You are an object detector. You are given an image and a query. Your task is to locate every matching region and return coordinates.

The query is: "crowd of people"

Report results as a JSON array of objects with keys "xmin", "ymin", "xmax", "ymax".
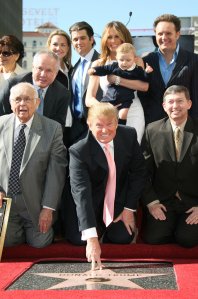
[{"xmin": 0, "ymin": 13, "xmax": 198, "ymax": 270}]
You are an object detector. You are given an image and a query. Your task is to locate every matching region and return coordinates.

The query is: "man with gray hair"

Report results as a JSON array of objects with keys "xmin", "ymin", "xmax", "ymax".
[
  {"xmin": 0, "ymin": 50, "xmax": 70, "ymax": 128},
  {"xmin": 0, "ymin": 82, "xmax": 67, "ymax": 247}
]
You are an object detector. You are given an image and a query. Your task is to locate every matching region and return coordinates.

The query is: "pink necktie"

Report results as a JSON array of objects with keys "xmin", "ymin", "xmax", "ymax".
[{"xmin": 103, "ymin": 143, "xmax": 116, "ymax": 227}]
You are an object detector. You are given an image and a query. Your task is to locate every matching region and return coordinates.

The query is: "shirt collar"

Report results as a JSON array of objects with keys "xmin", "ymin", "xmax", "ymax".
[
  {"xmin": 170, "ymin": 118, "xmax": 187, "ymax": 133},
  {"xmin": 157, "ymin": 43, "xmax": 179, "ymax": 61},
  {"xmin": 81, "ymin": 48, "xmax": 95, "ymax": 62},
  {"xmin": 125, "ymin": 63, "xmax": 136, "ymax": 71},
  {"xmin": 98, "ymin": 140, "xmax": 114, "ymax": 149},
  {"xmin": 33, "ymin": 82, "xmax": 49, "ymax": 95},
  {"xmin": 14, "ymin": 115, "xmax": 34, "ymax": 130}
]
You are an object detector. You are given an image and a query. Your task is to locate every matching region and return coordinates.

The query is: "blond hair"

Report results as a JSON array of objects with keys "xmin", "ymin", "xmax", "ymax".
[
  {"xmin": 87, "ymin": 102, "xmax": 118, "ymax": 123},
  {"xmin": 47, "ymin": 29, "xmax": 72, "ymax": 68},
  {"xmin": 116, "ymin": 43, "xmax": 136, "ymax": 56}
]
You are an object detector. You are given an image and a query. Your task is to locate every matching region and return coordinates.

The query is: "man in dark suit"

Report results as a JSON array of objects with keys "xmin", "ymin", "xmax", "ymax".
[
  {"xmin": 141, "ymin": 85, "xmax": 198, "ymax": 248},
  {"xmin": 138, "ymin": 14, "xmax": 198, "ymax": 125},
  {"xmin": 68, "ymin": 102, "xmax": 146, "ymax": 269},
  {"xmin": 69, "ymin": 21, "xmax": 102, "ymax": 145},
  {"xmin": 0, "ymin": 82, "xmax": 67, "ymax": 247},
  {"xmin": 0, "ymin": 50, "xmax": 71, "ymax": 129}
]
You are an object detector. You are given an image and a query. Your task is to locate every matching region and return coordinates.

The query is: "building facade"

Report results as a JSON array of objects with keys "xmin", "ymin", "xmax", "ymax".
[{"xmin": 22, "ymin": 22, "xmax": 58, "ymax": 71}]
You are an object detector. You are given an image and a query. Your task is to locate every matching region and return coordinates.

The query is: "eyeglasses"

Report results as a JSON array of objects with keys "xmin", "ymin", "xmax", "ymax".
[
  {"xmin": 0, "ymin": 51, "xmax": 13, "ymax": 57},
  {"xmin": 11, "ymin": 97, "xmax": 35, "ymax": 104}
]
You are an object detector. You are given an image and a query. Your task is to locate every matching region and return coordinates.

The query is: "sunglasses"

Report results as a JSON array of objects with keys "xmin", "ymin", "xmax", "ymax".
[{"xmin": 0, "ymin": 51, "xmax": 13, "ymax": 57}]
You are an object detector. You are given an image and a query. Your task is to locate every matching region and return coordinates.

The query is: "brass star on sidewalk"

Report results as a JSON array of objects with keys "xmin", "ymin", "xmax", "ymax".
[{"xmin": 33, "ymin": 267, "xmax": 168, "ymax": 290}]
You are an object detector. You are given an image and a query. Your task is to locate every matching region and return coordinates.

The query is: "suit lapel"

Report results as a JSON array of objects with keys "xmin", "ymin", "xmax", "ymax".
[
  {"xmin": 89, "ymin": 132, "xmax": 108, "ymax": 172},
  {"xmin": 179, "ymin": 118, "xmax": 194, "ymax": 162},
  {"xmin": 2, "ymin": 114, "xmax": 15, "ymax": 169},
  {"xmin": 113, "ymin": 129, "xmax": 126, "ymax": 179},
  {"xmin": 163, "ymin": 119, "xmax": 176, "ymax": 161},
  {"xmin": 168, "ymin": 50, "xmax": 184, "ymax": 85},
  {"xmin": 20, "ymin": 113, "xmax": 42, "ymax": 174},
  {"xmin": 43, "ymin": 84, "xmax": 53, "ymax": 116},
  {"xmin": 163, "ymin": 118, "xmax": 194, "ymax": 162},
  {"xmin": 83, "ymin": 50, "xmax": 99, "ymax": 97}
]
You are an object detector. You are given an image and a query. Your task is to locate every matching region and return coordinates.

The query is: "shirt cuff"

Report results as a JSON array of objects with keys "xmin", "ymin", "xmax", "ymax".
[
  {"xmin": 43, "ymin": 206, "xmax": 55, "ymax": 211},
  {"xmin": 81, "ymin": 227, "xmax": 98, "ymax": 241},
  {"xmin": 124, "ymin": 207, "xmax": 136, "ymax": 212},
  {"xmin": 147, "ymin": 200, "xmax": 160, "ymax": 207}
]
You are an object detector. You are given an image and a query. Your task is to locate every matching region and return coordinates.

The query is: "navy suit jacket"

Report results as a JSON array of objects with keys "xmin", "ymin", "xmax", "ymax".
[
  {"xmin": 0, "ymin": 72, "xmax": 71, "ymax": 128},
  {"xmin": 138, "ymin": 47, "xmax": 198, "ymax": 124},
  {"xmin": 69, "ymin": 125, "xmax": 146, "ymax": 231}
]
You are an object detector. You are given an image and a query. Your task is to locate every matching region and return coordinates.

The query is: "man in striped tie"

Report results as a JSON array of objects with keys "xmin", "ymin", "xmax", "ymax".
[{"xmin": 68, "ymin": 102, "xmax": 146, "ymax": 270}]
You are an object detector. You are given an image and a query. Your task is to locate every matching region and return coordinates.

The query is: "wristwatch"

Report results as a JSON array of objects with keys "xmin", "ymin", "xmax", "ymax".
[{"xmin": 114, "ymin": 76, "xmax": 121, "ymax": 86}]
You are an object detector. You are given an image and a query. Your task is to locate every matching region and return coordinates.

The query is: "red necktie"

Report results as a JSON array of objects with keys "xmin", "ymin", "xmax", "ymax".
[{"xmin": 103, "ymin": 143, "xmax": 116, "ymax": 227}]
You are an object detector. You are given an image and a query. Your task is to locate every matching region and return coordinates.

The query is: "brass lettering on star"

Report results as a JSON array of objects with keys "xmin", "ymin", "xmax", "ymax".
[{"xmin": 33, "ymin": 268, "xmax": 169, "ymax": 290}]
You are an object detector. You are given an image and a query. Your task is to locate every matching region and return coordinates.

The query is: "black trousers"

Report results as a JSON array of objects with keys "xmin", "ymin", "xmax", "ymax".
[
  {"xmin": 63, "ymin": 178, "xmax": 134, "ymax": 245},
  {"xmin": 142, "ymin": 198, "xmax": 198, "ymax": 248}
]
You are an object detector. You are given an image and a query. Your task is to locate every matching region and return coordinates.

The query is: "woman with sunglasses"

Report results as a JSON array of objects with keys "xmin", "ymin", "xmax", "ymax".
[{"xmin": 0, "ymin": 35, "xmax": 25, "ymax": 85}]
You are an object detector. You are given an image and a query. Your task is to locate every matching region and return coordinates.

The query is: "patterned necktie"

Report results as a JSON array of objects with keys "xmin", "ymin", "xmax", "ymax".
[
  {"xmin": 8, "ymin": 124, "xmax": 26, "ymax": 195},
  {"xmin": 174, "ymin": 127, "xmax": 181, "ymax": 161},
  {"xmin": 103, "ymin": 143, "xmax": 116, "ymax": 227},
  {"xmin": 37, "ymin": 88, "xmax": 44, "ymax": 115},
  {"xmin": 73, "ymin": 59, "xmax": 86, "ymax": 117}
]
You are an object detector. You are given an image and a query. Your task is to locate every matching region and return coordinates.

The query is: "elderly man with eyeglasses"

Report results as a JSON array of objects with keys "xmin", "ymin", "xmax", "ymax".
[{"xmin": 0, "ymin": 82, "xmax": 67, "ymax": 248}]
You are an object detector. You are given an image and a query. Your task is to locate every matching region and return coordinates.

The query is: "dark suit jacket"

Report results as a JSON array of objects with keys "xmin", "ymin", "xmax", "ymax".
[
  {"xmin": 142, "ymin": 117, "xmax": 198, "ymax": 208},
  {"xmin": 56, "ymin": 70, "xmax": 69, "ymax": 89},
  {"xmin": 138, "ymin": 48, "xmax": 198, "ymax": 124},
  {"xmin": 69, "ymin": 125, "xmax": 146, "ymax": 231},
  {"xmin": 70, "ymin": 49, "xmax": 102, "ymax": 119},
  {"xmin": 0, "ymin": 72, "xmax": 71, "ymax": 128}
]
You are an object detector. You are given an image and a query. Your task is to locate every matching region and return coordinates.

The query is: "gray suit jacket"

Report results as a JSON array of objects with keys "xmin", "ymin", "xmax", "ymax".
[{"xmin": 0, "ymin": 113, "xmax": 67, "ymax": 226}]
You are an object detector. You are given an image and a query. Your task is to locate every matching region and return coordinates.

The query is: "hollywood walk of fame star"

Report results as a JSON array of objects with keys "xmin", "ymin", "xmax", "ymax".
[{"xmin": 33, "ymin": 267, "xmax": 169, "ymax": 290}]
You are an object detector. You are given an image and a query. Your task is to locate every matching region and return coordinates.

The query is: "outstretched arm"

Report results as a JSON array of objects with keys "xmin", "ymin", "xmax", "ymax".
[{"xmin": 85, "ymin": 59, "xmax": 102, "ymax": 107}]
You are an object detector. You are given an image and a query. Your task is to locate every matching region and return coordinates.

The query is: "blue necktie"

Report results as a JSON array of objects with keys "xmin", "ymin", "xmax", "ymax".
[
  {"xmin": 73, "ymin": 59, "xmax": 86, "ymax": 117},
  {"xmin": 37, "ymin": 88, "xmax": 44, "ymax": 115},
  {"xmin": 8, "ymin": 124, "xmax": 26, "ymax": 195}
]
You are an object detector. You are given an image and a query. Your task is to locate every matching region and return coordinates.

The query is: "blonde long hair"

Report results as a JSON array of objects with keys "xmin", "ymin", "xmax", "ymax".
[
  {"xmin": 100, "ymin": 21, "xmax": 133, "ymax": 65},
  {"xmin": 47, "ymin": 29, "xmax": 72, "ymax": 69}
]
